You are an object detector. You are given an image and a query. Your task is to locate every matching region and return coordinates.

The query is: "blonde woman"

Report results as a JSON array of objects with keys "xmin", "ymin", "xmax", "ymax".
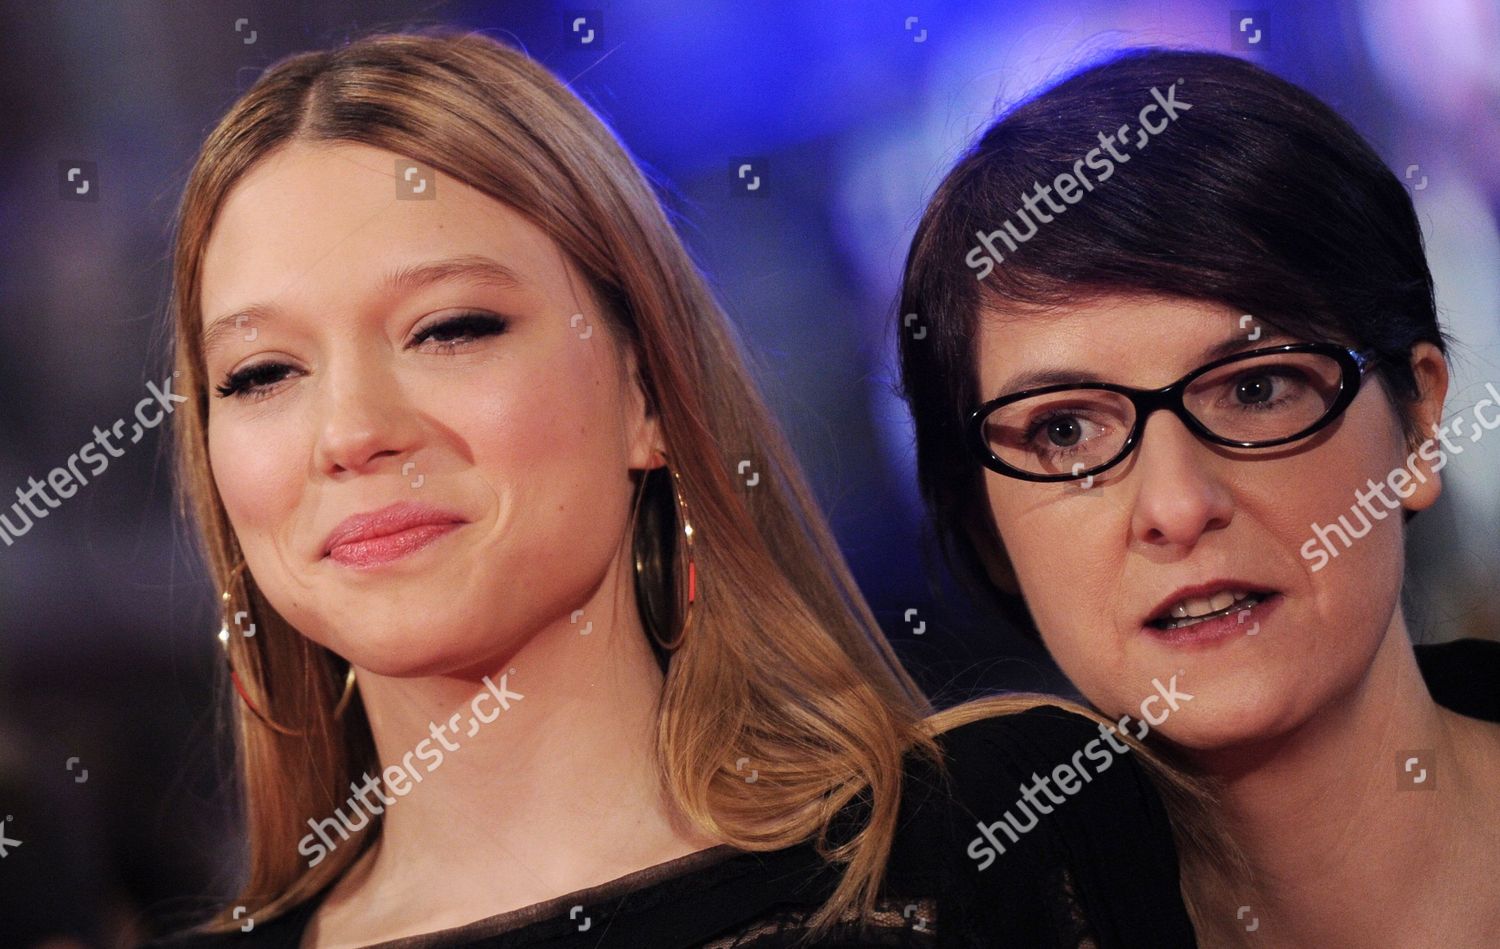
[{"xmin": 147, "ymin": 29, "xmax": 1209, "ymax": 948}]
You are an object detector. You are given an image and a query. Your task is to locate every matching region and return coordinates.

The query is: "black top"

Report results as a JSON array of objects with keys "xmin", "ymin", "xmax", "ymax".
[
  {"xmin": 1414, "ymin": 636, "xmax": 1500, "ymax": 722},
  {"xmin": 146, "ymin": 705, "xmax": 1196, "ymax": 949},
  {"xmin": 146, "ymin": 637, "xmax": 1500, "ymax": 949}
]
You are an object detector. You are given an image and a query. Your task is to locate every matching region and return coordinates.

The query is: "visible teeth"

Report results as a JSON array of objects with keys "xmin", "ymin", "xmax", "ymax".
[
  {"xmin": 1167, "ymin": 590, "xmax": 1239, "ymax": 619},
  {"xmin": 1155, "ymin": 590, "xmax": 1260, "ymax": 629}
]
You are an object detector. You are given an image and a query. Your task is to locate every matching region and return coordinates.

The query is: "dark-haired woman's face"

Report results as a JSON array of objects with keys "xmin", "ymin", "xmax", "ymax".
[{"xmin": 974, "ymin": 292, "xmax": 1448, "ymax": 751}]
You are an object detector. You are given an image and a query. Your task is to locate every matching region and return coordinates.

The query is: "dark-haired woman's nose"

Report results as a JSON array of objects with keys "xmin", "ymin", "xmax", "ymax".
[
  {"xmin": 313, "ymin": 359, "xmax": 422, "ymax": 479},
  {"xmin": 1128, "ymin": 412, "xmax": 1234, "ymax": 548}
]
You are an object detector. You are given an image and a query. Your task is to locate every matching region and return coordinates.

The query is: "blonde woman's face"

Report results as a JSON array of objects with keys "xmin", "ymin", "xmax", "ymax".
[
  {"xmin": 200, "ymin": 142, "xmax": 660, "ymax": 677},
  {"xmin": 973, "ymin": 293, "xmax": 1447, "ymax": 752}
]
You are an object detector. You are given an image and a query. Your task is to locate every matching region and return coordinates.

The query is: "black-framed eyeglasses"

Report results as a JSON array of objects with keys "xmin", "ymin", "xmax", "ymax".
[{"xmin": 966, "ymin": 342, "xmax": 1377, "ymax": 482}]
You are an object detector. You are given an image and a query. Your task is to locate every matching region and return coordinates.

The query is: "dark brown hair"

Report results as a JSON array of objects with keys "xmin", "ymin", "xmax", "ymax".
[{"xmin": 896, "ymin": 48, "xmax": 1449, "ymax": 635}]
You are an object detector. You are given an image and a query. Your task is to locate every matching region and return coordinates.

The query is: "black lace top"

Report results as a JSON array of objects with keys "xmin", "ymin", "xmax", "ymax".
[{"xmin": 147, "ymin": 704, "xmax": 1196, "ymax": 948}]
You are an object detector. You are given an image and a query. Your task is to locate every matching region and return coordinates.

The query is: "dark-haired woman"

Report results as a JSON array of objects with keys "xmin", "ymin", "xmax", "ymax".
[{"xmin": 898, "ymin": 48, "xmax": 1500, "ymax": 947}]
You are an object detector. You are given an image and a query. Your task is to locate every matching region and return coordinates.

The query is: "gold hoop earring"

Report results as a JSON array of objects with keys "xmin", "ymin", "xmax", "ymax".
[
  {"xmin": 217, "ymin": 560, "xmax": 356, "ymax": 736},
  {"xmin": 632, "ymin": 454, "xmax": 697, "ymax": 652}
]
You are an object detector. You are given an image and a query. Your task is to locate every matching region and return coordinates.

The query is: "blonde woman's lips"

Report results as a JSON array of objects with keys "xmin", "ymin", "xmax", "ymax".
[{"xmin": 323, "ymin": 501, "xmax": 467, "ymax": 569}]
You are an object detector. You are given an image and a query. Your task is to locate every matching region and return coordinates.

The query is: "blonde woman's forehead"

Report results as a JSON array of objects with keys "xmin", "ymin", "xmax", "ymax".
[{"xmin": 198, "ymin": 142, "xmax": 574, "ymax": 348}]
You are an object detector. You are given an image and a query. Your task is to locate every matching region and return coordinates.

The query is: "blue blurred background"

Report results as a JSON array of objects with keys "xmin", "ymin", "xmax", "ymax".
[{"xmin": 2, "ymin": 0, "xmax": 1497, "ymax": 944}]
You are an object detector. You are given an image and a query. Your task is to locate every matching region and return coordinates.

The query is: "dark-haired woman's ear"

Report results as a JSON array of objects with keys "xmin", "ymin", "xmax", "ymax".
[{"xmin": 1400, "ymin": 342, "xmax": 1450, "ymax": 514}]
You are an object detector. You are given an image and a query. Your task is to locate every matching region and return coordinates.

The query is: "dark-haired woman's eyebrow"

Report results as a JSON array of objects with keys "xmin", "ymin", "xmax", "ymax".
[
  {"xmin": 993, "ymin": 365, "xmax": 1105, "ymax": 398},
  {"xmin": 990, "ymin": 330, "xmax": 1301, "ymax": 399},
  {"xmin": 1199, "ymin": 329, "xmax": 1298, "ymax": 363}
]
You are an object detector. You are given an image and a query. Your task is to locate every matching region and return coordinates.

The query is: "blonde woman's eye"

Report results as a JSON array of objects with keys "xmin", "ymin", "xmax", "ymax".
[
  {"xmin": 410, "ymin": 312, "xmax": 509, "ymax": 350},
  {"xmin": 215, "ymin": 361, "xmax": 295, "ymax": 400},
  {"xmin": 213, "ymin": 313, "xmax": 509, "ymax": 401}
]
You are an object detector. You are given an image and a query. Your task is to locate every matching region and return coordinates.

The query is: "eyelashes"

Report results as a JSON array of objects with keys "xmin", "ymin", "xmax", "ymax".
[
  {"xmin": 215, "ymin": 361, "xmax": 291, "ymax": 400},
  {"xmin": 410, "ymin": 311, "xmax": 510, "ymax": 348},
  {"xmin": 213, "ymin": 312, "xmax": 510, "ymax": 401}
]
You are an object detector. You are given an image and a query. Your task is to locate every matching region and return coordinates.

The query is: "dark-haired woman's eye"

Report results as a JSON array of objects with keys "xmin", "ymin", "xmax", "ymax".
[
  {"xmin": 215, "ymin": 362, "xmax": 296, "ymax": 401},
  {"xmin": 1023, "ymin": 411, "xmax": 1107, "ymax": 460},
  {"xmin": 410, "ymin": 312, "xmax": 509, "ymax": 351},
  {"xmin": 1229, "ymin": 369, "xmax": 1303, "ymax": 411}
]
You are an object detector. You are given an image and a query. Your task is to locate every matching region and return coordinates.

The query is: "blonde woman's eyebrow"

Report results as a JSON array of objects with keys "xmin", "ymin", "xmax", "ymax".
[{"xmin": 200, "ymin": 254, "xmax": 528, "ymax": 359}]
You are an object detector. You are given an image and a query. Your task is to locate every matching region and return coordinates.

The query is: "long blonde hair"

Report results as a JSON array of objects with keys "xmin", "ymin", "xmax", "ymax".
[{"xmin": 168, "ymin": 26, "xmax": 1226, "ymax": 940}]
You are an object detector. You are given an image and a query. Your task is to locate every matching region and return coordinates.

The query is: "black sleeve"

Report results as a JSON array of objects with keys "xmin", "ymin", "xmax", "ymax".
[{"xmin": 920, "ymin": 704, "xmax": 1197, "ymax": 949}]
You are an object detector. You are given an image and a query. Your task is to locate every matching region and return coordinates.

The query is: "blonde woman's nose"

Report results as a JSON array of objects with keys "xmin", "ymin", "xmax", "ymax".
[{"xmin": 313, "ymin": 364, "xmax": 420, "ymax": 477}]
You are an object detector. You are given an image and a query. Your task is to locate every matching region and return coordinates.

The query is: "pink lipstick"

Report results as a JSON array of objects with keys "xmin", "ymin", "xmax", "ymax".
[{"xmin": 323, "ymin": 502, "xmax": 467, "ymax": 569}]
